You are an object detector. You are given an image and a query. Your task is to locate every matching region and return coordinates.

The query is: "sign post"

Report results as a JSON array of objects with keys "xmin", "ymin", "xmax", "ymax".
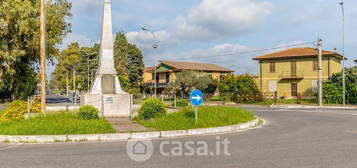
[{"xmin": 190, "ymin": 89, "xmax": 204, "ymax": 123}]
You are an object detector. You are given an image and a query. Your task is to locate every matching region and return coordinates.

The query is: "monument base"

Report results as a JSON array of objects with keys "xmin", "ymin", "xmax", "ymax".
[{"xmin": 83, "ymin": 93, "xmax": 132, "ymax": 118}]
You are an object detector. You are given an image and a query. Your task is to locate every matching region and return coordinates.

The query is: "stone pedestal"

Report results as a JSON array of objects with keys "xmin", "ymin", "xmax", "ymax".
[{"xmin": 84, "ymin": 93, "xmax": 132, "ymax": 117}]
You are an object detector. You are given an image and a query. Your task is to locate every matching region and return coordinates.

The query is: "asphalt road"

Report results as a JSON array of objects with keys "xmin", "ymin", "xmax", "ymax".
[
  {"xmin": 1, "ymin": 107, "xmax": 357, "ymax": 168},
  {"xmin": 46, "ymin": 91, "xmax": 72, "ymax": 104}
]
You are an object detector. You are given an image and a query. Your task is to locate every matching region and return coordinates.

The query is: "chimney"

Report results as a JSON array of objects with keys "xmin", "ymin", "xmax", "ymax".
[{"xmin": 333, "ymin": 48, "xmax": 337, "ymax": 53}]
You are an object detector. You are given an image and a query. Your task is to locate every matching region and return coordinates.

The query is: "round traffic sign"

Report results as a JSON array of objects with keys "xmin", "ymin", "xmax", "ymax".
[{"xmin": 190, "ymin": 89, "xmax": 204, "ymax": 106}]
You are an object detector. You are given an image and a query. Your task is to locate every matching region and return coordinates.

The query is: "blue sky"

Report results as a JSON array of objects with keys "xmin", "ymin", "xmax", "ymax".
[{"xmin": 56, "ymin": 0, "xmax": 357, "ymax": 75}]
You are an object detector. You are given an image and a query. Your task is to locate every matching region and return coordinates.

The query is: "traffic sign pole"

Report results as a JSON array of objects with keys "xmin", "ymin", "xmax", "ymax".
[
  {"xmin": 190, "ymin": 89, "xmax": 204, "ymax": 123},
  {"xmin": 195, "ymin": 107, "xmax": 198, "ymax": 123}
]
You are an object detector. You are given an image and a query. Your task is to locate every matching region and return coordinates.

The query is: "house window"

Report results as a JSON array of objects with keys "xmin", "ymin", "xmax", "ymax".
[
  {"xmin": 269, "ymin": 62, "xmax": 276, "ymax": 73},
  {"xmin": 269, "ymin": 81, "xmax": 277, "ymax": 92},
  {"xmin": 151, "ymin": 73, "xmax": 155, "ymax": 80},
  {"xmin": 313, "ymin": 60, "xmax": 318, "ymax": 71},
  {"xmin": 165, "ymin": 72, "xmax": 170, "ymax": 83},
  {"xmin": 156, "ymin": 73, "xmax": 160, "ymax": 83}
]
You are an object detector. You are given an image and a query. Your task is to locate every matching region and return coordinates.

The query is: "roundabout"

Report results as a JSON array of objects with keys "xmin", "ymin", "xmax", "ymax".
[{"xmin": 2, "ymin": 106, "xmax": 357, "ymax": 168}]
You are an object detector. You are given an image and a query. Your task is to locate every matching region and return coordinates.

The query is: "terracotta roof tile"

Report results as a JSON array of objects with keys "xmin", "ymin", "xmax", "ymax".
[
  {"xmin": 253, "ymin": 47, "xmax": 343, "ymax": 60},
  {"xmin": 157, "ymin": 60, "xmax": 234, "ymax": 72}
]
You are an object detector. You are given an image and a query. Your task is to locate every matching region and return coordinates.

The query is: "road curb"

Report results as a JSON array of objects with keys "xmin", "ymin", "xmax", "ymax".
[
  {"xmin": 270, "ymin": 104, "xmax": 357, "ymax": 109},
  {"xmin": 0, "ymin": 118, "xmax": 261, "ymax": 144}
]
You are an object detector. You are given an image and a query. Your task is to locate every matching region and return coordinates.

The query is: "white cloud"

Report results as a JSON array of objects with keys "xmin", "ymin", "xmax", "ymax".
[
  {"xmin": 125, "ymin": 0, "xmax": 272, "ymax": 64},
  {"xmin": 173, "ymin": 0, "xmax": 272, "ymax": 40},
  {"xmin": 71, "ymin": 0, "xmax": 101, "ymax": 15},
  {"xmin": 61, "ymin": 33, "xmax": 93, "ymax": 49},
  {"xmin": 126, "ymin": 30, "xmax": 177, "ymax": 50},
  {"xmin": 145, "ymin": 43, "xmax": 259, "ymax": 74},
  {"xmin": 276, "ymin": 40, "xmax": 307, "ymax": 48}
]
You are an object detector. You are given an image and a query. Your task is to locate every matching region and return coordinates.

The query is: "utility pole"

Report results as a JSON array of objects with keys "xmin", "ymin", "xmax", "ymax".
[
  {"xmin": 87, "ymin": 58, "xmax": 90, "ymax": 92},
  {"xmin": 73, "ymin": 67, "xmax": 76, "ymax": 107},
  {"xmin": 317, "ymin": 39, "xmax": 323, "ymax": 107},
  {"xmin": 66, "ymin": 72, "xmax": 69, "ymax": 96},
  {"xmin": 340, "ymin": 1, "xmax": 346, "ymax": 106},
  {"xmin": 40, "ymin": 0, "xmax": 46, "ymax": 114}
]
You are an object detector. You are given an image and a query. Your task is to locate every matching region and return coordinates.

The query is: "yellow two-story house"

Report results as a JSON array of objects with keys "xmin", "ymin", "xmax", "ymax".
[
  {"xmin": 253, "ymin": 47, "xmax": 343, "ymax": 99},
  {"xmin": 143, "ymin": 60, "xmax": 234, "ymax": 94}
]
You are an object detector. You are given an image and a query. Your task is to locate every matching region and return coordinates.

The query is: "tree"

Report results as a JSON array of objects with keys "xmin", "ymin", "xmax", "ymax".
[
  {"xmin": 167, "ymin": 71, "xmax": 213, "ymax": 97},
  {"xmin": 114, "ymin": 32, "xmax": 144, "ymax": 92},
  {"xmin": 50, "ymin": 43, "xmax": 99, "ymax": 94},
  {"xmin": 0, "ymin": 0, "xmax": 71, "ymax": 99},
  {"xmin": 323, "ymin": 67, "xmax": 357, "ymax": 104},
  {"xmin": 217, "ymin": 74, "xmax": 263, "ymax": 103}
]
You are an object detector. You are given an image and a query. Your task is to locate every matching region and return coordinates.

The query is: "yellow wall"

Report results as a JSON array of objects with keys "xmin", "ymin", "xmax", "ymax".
[
  {"xmin": 258, "ymin": 56, "xmax": 341, "ymax": 99},
  {"xmin": 143, "ymin": 71, "xmax": 152, "ymax": 83},
  {"xmin": 212, "ymin": 72, "xmax": 220, "ymax": 80}
]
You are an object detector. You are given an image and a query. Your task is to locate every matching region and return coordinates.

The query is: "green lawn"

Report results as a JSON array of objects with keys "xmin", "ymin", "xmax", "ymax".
[
  {"xmin": 0, "ymin": 112, "xmax": 116, "ymax": 135},
  {"xmin": 138, "ymin": 106, "xmax": 256, "ymax": 131}
]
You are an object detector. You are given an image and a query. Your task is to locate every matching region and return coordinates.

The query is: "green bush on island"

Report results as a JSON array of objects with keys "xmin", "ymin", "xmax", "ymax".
[
  {"xmin": 139, "ymin": 98, "xmax": 167, "ymax": 120},
  {"xmin": 77, "ymin": 105, "xmax": 100, "ymax": 120}
]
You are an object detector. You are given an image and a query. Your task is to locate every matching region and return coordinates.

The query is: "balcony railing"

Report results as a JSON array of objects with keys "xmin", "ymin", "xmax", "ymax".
[
  {"xmin": 145, "ymin": 80, "xmax": 168, "ymax": 88},
  {"xmin": 279, "ymin": 71, "xmax": 304, "ymax": 79}
]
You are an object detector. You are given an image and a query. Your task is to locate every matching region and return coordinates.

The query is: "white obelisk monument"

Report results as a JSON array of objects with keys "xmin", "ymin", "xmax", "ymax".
[{"xmin": 83, "ymin": 0, "xmax": 132, "ymax": 117}]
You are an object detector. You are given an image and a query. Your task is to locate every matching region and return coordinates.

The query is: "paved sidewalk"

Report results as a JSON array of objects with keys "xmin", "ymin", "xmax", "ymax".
[{"xmin": 105, "ymin": 117, "xmax": 151, "ymax": 133}]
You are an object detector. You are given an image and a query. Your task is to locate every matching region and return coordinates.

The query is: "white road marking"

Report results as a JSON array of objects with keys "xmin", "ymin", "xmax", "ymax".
[{"xmin": 0, "ymin": 144, "xmax": 22, "ymax": 151}]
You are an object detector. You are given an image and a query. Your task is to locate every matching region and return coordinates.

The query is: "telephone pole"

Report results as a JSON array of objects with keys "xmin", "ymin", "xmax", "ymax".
[
  {"xmin": 40, "ymin": 0, "xmax": 46, "ymax": 113},
  {"xmin": 340, "ymin": 1, "xmax": 346, "ymax": 105},
  {"xmin": 317, "ymin": 39, "xmax": 323, "ymax": 107}
]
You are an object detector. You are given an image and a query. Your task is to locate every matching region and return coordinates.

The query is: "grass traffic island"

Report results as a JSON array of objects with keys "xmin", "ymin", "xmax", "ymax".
[
  {"xmin": 0, "ymin": 112, "xmax": 116, "ymax": 136},
  {"xmin": 138, "ymin": 106, "xmax": 256, "ymax": 131}
]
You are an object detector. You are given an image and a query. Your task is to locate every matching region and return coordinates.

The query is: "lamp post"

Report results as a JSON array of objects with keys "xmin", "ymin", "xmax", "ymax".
[
  {"xmin": 141, "ymin": 27, "xmax": 158, "ymax": 97},
  {"xmin": 340, "ymin": 1, "xmax": 346, "ymax": 105}
]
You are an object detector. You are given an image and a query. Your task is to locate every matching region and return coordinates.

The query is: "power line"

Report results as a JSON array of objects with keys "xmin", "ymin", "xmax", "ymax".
[{"xmin": 145, "ymin": 41, "xmax": 316, "ymax": 63}]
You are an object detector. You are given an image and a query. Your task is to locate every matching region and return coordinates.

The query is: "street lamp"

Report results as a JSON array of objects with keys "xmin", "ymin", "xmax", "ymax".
[
  {"xmin": 340, "ymin": 1, "xmax": 346, "ymax": 105},
  {"xmin": 141, "ymin": 27, "xmax": 159, "ymax": 97}
]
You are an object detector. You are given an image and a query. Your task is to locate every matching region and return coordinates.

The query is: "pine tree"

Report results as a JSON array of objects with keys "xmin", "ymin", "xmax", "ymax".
[{"xmin": 114, "ymin": 32, "xmax": 144, "ymax": 92}]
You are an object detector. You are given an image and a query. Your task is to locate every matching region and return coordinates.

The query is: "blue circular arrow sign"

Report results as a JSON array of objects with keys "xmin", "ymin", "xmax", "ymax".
[{"xmin": 190, "ymin": 89, "xmax": 204, "ymax": 106}]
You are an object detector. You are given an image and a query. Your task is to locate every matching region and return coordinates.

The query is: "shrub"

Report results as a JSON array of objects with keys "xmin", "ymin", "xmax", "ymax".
[
  {"xmin": 218, "ymin": 75, "xmax": 263, "ymax": 103},
  {"xmin": 323, "ymin": 82, "xmax": 343, "ymax": 104},
  {"xmin": 77, "ymin": 105, "xmax": 100, "ymax": 120},
  {"xmin": 139, "ymin": 98, "xmax": 167, "ymax": 120},
  {"xmin": 172, "ymin": 99, "xmax": 189, "ymax": 107},
  {"xmin": 323, "ymin": 67, "xmax": 357, "ymax": 104},
  {"xmin": 0, "ymin": 100, "xmax": 41, "ymax": 121}
]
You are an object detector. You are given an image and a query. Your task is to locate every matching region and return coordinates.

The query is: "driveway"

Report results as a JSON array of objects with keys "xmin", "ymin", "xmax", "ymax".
[{"xmin": 1, "ymin": 107, "xmax": 357, "ymax": 168}]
